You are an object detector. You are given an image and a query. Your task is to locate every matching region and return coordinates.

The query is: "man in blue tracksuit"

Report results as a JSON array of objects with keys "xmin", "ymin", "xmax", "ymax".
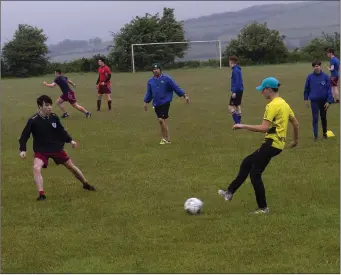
[
  {"xmin": 144, "ymin": 63, "xmax": 190, "ymax": 145},
  {"xmin": 228, "ymin": 56, "xmax": 244, "ymax": 124},
  {"xmin": 304, "ymin": 60, "xmax": 334, "ymax": 140}
]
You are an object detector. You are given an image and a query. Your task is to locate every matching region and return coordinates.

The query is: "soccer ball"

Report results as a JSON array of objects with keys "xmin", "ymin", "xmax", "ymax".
[{"xmin": 184, "ymin": 198, "xmax": 203, "ymax": 215}]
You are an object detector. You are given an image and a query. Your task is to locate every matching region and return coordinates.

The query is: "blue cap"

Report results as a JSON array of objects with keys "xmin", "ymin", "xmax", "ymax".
[{"xmin": 256, "ymin": 77, "xmax": 280, "ymax": 91}]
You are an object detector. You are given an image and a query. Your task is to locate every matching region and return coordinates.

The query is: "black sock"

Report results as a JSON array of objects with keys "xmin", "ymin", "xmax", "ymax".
[
  {"xmin": 108, "ymin": 100, "xmax": 112, "ymax": 110},
  {"xmin": 97, "ymin": 100, "xmax": 101, "ymax": 110}
]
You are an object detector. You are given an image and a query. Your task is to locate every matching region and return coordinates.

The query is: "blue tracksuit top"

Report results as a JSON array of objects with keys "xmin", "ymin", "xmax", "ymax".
[
  {"xmin": 144, "ymin": 74, "xmax": 185, "ymax": 107},
  {"xmin": 304, "ymin": 71, "xmax": 334, "ymax": 103},
  {"xmin": 231, "ymin": 65, "xmax": 244, "ymax": 93}
]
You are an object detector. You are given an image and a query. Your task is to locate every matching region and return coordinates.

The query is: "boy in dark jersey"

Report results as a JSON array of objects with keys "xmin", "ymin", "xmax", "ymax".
[
  {"xmin": 19, "ymin": 95, "xmax": 96, "ymax": 200},
  {"xmin": 43, "ymin": 69, "xmax": 91, "ymax": 118}
]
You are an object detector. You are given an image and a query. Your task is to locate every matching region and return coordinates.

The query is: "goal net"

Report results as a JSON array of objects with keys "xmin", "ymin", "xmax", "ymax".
[{"xmin": 131, "ymin": 40, "xmax": 222, "ymax": 73}]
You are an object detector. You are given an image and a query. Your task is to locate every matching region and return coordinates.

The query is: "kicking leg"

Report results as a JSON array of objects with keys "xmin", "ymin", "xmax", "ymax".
[
  {"xmin": 63, "ymin": 159, "xmax": 96, "ymax": 191},
  {"xmin": 33, "ymin": 158, "xmax": 46, "ymax": 200},
  {"xmin": 218, "ymin": 150, "xmax": 257, "ymax": 200}
]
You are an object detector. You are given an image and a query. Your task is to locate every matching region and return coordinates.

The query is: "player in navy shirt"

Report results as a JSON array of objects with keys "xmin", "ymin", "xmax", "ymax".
[
  {"xmin": 19, "ymin": 95, "xmax": 96, "ymax": 201},
  {"xmin": 327, "ymin": 48, "xmax": 340, "ymax": 103},
  {"xmin": 43, "ymin": 69, "xmax": 91, "ymax": 118}
]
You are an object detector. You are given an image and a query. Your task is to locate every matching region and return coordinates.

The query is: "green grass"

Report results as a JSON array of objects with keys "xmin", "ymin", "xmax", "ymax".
[{"xmin": 1, "ymin": 63, "xmax": 339, "ymax": 273}]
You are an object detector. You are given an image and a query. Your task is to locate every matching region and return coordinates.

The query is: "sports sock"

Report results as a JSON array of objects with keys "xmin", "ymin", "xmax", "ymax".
[
  {"xmin": 39, "ymin": 191, "xmax": 45, "ymax": 196},
  {"xmin": 108, "ymin": 100, "xmax": 112, "ymax": 110},
  {"xmin": 237, "ymin": 113, "xmax": 242, "ymax": 123},
  {"xmin": 231, "ymin": 111, "xmax": 239, "ymax": 124},
  {"xmin": 97, "ymin": 100, "xmax": 101, "ymax": 110}
]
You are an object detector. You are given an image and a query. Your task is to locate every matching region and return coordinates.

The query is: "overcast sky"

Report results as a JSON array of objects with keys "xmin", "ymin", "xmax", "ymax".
[{"xmin": 2, "ymin": 1, "xmax": 298, "ymax": 45}]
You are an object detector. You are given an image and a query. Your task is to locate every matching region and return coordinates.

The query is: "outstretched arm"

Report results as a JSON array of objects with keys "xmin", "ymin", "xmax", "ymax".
[
  {"xmin": 43, "ymin": 81, "xmax": 56, "ymax": 88},
  {"xmin": 234, "ymin": 119, "xmax": 271, "ymax": 133}
]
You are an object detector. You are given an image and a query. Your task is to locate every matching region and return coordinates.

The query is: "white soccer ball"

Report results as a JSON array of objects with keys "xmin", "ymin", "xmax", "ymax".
[{"xmin": 184, "ymin": 198, "xmax": 203, "ymax": 215}]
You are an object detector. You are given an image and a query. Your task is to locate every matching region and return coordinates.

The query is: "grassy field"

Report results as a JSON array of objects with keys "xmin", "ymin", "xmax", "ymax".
[{"xmin": 1, "ymin": 63, "xmax": 340, "ymax": 273}]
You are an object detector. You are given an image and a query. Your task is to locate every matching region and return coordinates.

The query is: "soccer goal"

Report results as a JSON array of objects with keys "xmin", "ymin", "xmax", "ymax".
[{"xmin": 131, "ymin": 40, "xmax": 222, "ymax": 73}]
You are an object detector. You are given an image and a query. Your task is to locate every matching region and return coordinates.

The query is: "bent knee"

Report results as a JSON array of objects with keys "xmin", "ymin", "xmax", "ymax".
[{"xmin": 33, "ymin": 165, "xmax": 42, "ymax": 173}]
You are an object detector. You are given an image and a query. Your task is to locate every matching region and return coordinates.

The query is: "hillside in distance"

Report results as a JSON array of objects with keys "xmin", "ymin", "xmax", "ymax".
[{"xmin": 49, "ymin": 1, "xmax": 340, "ymax": 62}]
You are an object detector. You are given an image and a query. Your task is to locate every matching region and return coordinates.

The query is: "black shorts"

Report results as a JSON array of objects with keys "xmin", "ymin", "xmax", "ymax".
[
  {"xmin": 229, "ymin": 91, "xmax": 243, "ymax": 106},
  {"xmin": 154, "ymin": 102, "xmax": 170, "ymax": 119}
]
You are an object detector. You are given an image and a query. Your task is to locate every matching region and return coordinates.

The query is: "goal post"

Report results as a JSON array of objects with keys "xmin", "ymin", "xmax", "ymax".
[{"xmin": 131, "ymin": 40, "xmax": 222, "ymax": 73}]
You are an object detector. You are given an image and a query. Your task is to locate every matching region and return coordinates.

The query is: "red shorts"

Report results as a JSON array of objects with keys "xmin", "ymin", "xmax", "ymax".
[
  {"xmin": 331, "ymin": 77, "xmax": 339, "ymax": 87},
  {"xmin": 34, "ymin": 150, "xmax": 70, "ymax": 168},
  {"xmin": 60, "ymin": 90, "xmax": 77, "ymax": 104},
  {"xmin": 98, "ymin": 84, "xmax": 111, "ymax": 95}
]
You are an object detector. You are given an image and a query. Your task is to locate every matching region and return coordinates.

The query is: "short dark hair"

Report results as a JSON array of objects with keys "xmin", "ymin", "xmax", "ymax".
[
  {"xmin": 99, "ymin": 57, "xmax": 105, "ymax": 63},
  {"xmin": 327, "ymin": 48, "xmax": 335, "ymax": 55},
  {"xmin": 55, "ymin": 69, "xmax": 62, "ymax": 74},
  {"xmin": 37, "ymin": 95, "xmax": 53, "ymax": 107},
  {"xmin": 312, "ymin": 60, "xmax": 322, "ymax": 67},
  {"xmin": 229, "ymin": 56, "xmax": 238, "ymax": 63}
]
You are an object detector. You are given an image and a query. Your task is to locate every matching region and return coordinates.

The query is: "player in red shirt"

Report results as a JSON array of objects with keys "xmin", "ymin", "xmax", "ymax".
[{"xmin": 96, "ymin": 58, "xmax": 112, "ymax": 111}]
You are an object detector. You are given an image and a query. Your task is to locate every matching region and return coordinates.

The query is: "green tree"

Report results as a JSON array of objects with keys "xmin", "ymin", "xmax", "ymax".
[
  {"xmin": 2, "ymin": 24, "xmax": 49, "ymax": 76},
  {"xmin": 108, "ymin": 8, "xmax": 188, "ymax": 71},
  {"xmin": 301, "ymin": 32, "xmax": 340, "ymax": 60},
  {"xmin": 223, "ymin": 22, "xmax": 288, "ymax": 65}
]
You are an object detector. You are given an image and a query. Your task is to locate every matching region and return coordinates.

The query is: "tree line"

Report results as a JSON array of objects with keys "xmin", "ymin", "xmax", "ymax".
[{"xmin": 1, "ymin": 7, "xmax": 340, "ymax": 78}]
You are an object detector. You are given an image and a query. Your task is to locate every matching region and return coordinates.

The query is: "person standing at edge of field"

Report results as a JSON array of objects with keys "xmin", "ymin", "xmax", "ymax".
[
  {"xmin": 304, "ymin": 60, "xmax": 334, "ymax": 141},
  {"xmin": 218, "ymin": 77, "xmax": 299, "ymax": 214},
  {"xmin": 143, "ymin": 63, "xmax": 190, "ymax": 145},
  {"xmin": 43, "ymin": 69, "xmax": 91, "ymax": 119},
  {"xmin": 96, "ymin": 58, "xmax": 112, "ymax": 111},
  {"xmin": 326, "ymin": 48, "xmax": 340, "ymax": 103},
  {"xmin": 19, "ymin": 95, "xmax": 96, "ymax": 201},
  {"xmin": 228, "ymin": 56, "xmax": 244, "ymax": 124}
]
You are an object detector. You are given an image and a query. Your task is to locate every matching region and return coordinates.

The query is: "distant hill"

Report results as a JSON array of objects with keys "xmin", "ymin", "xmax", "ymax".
[{"xmin": 49, "ymin": 1, "xmax": 339, "ymax": 62}]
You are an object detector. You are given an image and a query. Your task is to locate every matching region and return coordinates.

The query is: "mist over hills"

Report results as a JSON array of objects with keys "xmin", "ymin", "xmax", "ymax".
[{"xmin": 47, "ymin": 1, "xmax": 339, "ymax": 62}]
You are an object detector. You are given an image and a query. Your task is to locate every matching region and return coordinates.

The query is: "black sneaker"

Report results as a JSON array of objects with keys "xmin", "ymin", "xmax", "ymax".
[
  {"xmin": 86, "ymin": 112, "xmax": 92, "ymax": 118},
  {"xmin": 61, "ymin": 112, "xmax": 70, "ymax": 118},
  {"xmin": 323, "ymin": 133, "xmax": 328, "ymax": 139},
  {"xmin": 37, "ymin": 194, "xmax": 46, "ymax": 201},
  {"xmin": 83, "ymin": 183, "xmax": 96, "ymax": 191}
]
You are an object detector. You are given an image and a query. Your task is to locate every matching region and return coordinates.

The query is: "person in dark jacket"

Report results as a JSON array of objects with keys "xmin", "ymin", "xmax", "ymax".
[
  {"xmin": 19, "ymin": 95, "xmax": 96, "ymax": 201},
  {"xmin": 304, "ymin": 60, "xmax": 334, "ymax": 140},
  {"xmin": 143, "ymin": 63, "xmax": 190, "ymax": 145},
  {"xmin": 228, "ymin": 56, "xmax": 244, "ymax": 124}
]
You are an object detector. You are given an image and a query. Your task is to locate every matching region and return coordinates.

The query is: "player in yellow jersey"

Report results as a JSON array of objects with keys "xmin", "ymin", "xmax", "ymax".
[{"xmin": 218, "ymin": 77, "xmax": 299, "ymax": 214}]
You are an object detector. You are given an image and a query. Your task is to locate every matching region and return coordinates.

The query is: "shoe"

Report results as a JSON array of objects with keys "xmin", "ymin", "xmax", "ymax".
[
  {"xmin": 249, "ymin": 207, "xmax": 270, "ymax": 214},
  {"xmin": 37, "ymin": 194, "xmax": 46, "ymax": 201},
  {"xmin": 160, "ymin": 138, "xmax": 171, "ymax": 145},
  {"xmin": 323, "ymin": 133, "xmax": 328, "ymax": 139},
  {"xmin": 314, "ymin": 136, "xmax": 318, "ymax": 141},
  {"xmin": 86, "ymin": 112, "xmax": 92, "ymax": 118},
  {"xmin": 61, "ymin": 113, "xmax": 70, "ymax": 118},
  {"xmin": 83, "ymin": 183, "xmax": 96, "ymax": 191},
  {"xmin": 218, "ymin": 189, "xmax": 233, "ymax": 201}
]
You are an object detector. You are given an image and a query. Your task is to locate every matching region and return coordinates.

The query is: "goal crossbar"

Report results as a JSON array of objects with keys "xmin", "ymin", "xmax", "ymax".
[{"xmin": 131, "ymin": 40, "xmax": 222, "ymax": 73}]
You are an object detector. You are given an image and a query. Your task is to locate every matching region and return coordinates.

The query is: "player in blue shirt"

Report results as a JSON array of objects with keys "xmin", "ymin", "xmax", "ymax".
[
  {"xmin": 327, "ymin": 48, "xmax": 340, "ymax": 103},
  {"xmin": 43, "ymin": 69, "xmax": 91, "ymax": 118},
  {"xmin": 304, "ymin": 61, "xmax": 334, "ymax": 140},
  {"xmin": 143, "ymin": 63, "xmax": 190, "ymax": 145},
  {"xmin": 228, "ymin": 56, "xmax": 244, "ymax": 124}
]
